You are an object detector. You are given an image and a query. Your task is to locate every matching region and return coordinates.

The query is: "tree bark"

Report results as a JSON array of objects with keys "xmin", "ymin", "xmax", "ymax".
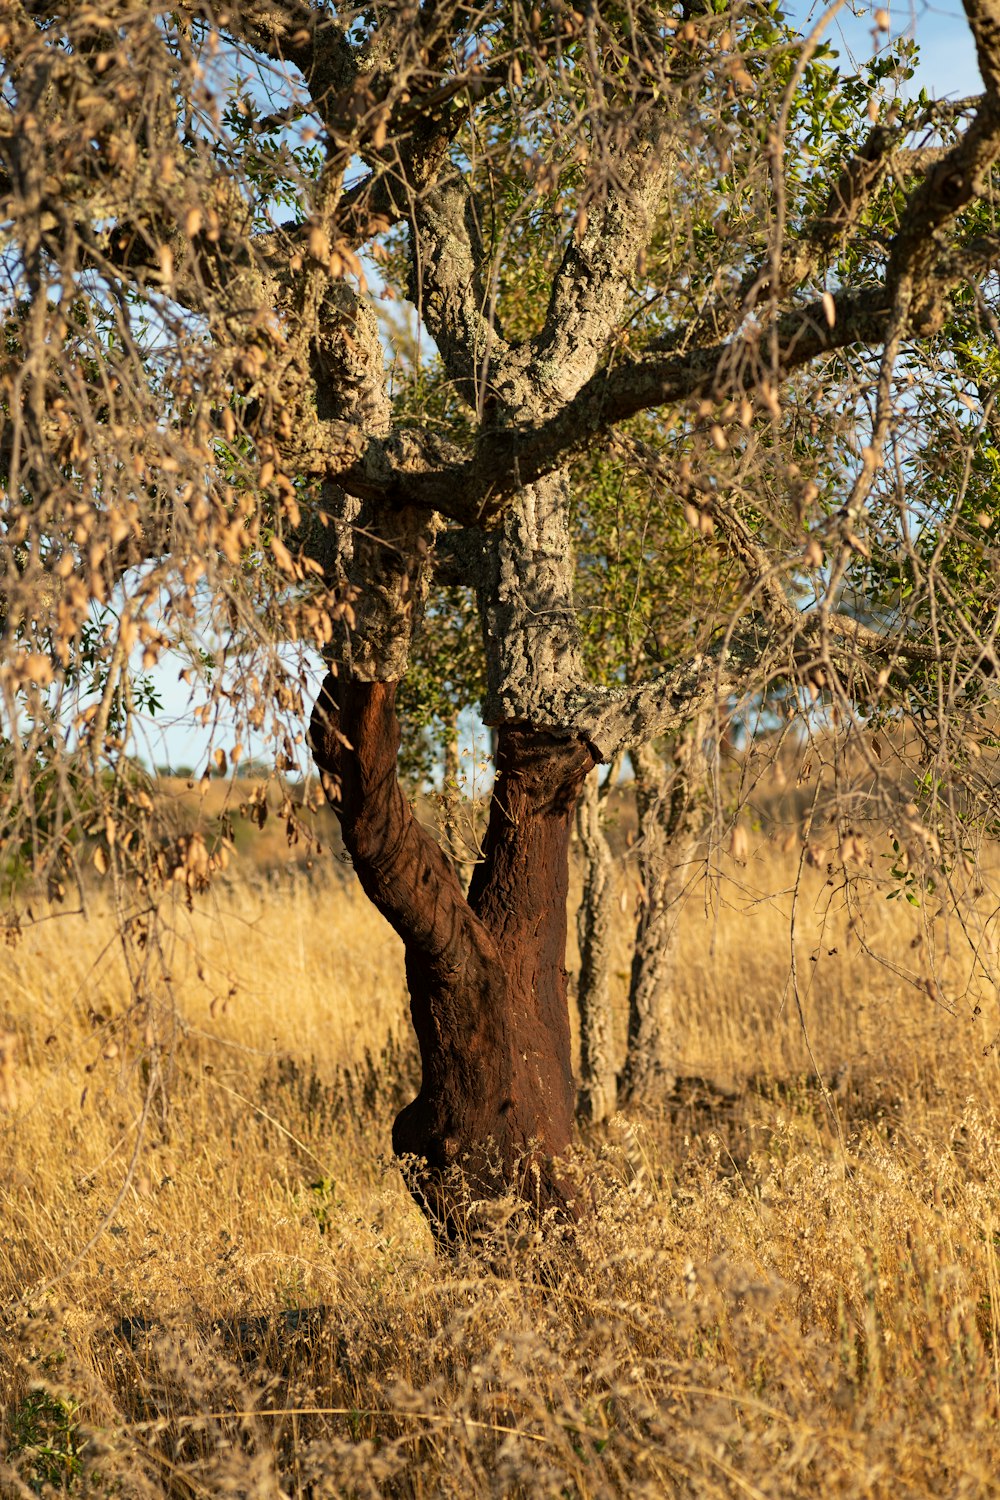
[
  {"xmin": 441, "ymin": 707, "xmax": 463, "ymax": 869},
  {"xmin": 619, "ymin": 727, "xmax": 707, "ymax": 1107},
  {"xmin": 311, "ymin": 673, "xmax": 593, "ymax": 1241},
  {"xmin": 477, "ymin": 470, "xmax": 588, "ymax": 728},
  {"xmin": 574, "ymin": 775, "xmax": 619, "ymax": 1124}
]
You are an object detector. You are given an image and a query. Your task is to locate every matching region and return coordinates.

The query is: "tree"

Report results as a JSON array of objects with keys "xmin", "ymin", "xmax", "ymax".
[
  {"xmin": 4, "ymin": 0, "xmax": 1000, "ymax": 1241},
  {"xmin": 569, "ymin": 421, "xmax": 739, "ymax": 1120}
]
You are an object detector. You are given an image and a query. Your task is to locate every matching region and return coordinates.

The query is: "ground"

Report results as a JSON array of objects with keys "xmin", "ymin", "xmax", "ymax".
[{"xmin": 1, "ymin": 802, "xmax": 999, "ymax": 1498}]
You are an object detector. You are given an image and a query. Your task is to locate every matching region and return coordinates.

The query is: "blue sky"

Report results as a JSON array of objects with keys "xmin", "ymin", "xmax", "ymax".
[
  {"xmin": 798, "ymin": 1, "xmax": 980, "ymax": 97},
  {"xmin": 136, "ymin": 2, "xmax": 986, "ymax": 775}
]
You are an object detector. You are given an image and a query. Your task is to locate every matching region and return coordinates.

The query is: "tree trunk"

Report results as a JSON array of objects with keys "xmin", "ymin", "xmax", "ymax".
[
  {"xmin": 574, "ymin": 775, "xmax": 618, "ymax": 1123},
  {"xmin": 441, "ymin": 707, "xmax": 463, "ymax": 869},
  {"xmin": 311, "ymin": 674, "xmax": 593, "ymax": 1242},
  {"xmin": 618, "ymin": 726, "xmax": 707, "ymax": 1107}
]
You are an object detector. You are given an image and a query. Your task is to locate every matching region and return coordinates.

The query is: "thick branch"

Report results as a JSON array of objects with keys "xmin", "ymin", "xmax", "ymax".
[
  {"xmin": 967, "ymin": 0, "xmax": 1000, "ymax": 91},
  {"xmin": 575, "ymin": 617, "xmax": 776, "ymax": 762},
  {"xmin": 888, "ymin": 9, "xmax": 1000, "ymax": 318},
  {"xmin": 307, "ymin": 287, "xmax": 891, "ymax": 520},
  {"xmin": 335, "ymin": 110, "xmax": 465, "ymax": 245},
  {"xmin": 410, "ymin": 178, "xmax": 515, "ymax": 411},
  {"xmin": 684, "ymin": 129, "xmax": 906, "ymax": 350},
  {"xmin": 521, "ymin": 125, "xmax": 673, "ymax": 406},
  {"xmin": 448, "ymin": 288, "xmax": 890, "ymax": 516},
  {"xmin": 309, "ymin": 676, "xmax": 467, "ymax": 955},
  {"xmin": 563, "ymin": 609, "xmax": 960, "ymax": 764}
]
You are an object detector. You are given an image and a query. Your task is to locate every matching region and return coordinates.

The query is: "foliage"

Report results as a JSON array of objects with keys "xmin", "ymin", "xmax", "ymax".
[{"xmin": 6, "ymin": 1385, "xmax": 83, "ymax": 1495}]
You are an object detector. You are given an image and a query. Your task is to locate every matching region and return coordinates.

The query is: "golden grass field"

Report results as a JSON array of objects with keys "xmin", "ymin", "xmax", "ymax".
[{"xmin": 2, "ymin": 812, "xmax": 1000, "ymax": 1497}]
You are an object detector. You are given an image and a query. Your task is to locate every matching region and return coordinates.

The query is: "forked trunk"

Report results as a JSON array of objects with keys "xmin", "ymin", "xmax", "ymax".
[{"xmin": 311, "ymin": 674, "xmax": 593, "ymax": 1241}]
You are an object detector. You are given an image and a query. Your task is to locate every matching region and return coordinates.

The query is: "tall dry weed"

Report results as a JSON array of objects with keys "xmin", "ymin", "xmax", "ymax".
[{"xmin": 1, "ymin": 851, "xmax": 998, "ymax": 1497}]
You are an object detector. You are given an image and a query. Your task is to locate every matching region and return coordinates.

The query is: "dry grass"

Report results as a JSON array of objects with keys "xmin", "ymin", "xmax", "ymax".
[{"xmin": 1, "ymin": 839, "xmax": 1000, "ymax": 1498}]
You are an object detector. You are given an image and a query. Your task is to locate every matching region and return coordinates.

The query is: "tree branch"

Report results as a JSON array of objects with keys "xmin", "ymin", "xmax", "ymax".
[
  {"xmin": 443, "ymin": 288, "xmax": 892, "ymax": 516},
  {"xmin": 309, "ymin": 675, "xmax": 470, "ymax": 956},
  {"xmin": 574, "ymin": 616, "xmax": 778, "ymax": 761},
  {"xmin": 190, "ymin": 0, "xmax": 358, "ymax": 105},
  {"xmin": 565, "ymin": 604, "xmax": 965, "ymax": 765},
  {"xmin": 410, "ymin": 177, "xmax": 516, "ymax": 412},
  {"xmin": 519, "ymin": 123, "xmax": 673, "ymax": 407},
  {"xmin": 888, "ymin": 5, "xmax": 1000, "ymax": 321},
  {"xmin": 287, "ymin": 287, "xmax": 889, "ymax": 521}
]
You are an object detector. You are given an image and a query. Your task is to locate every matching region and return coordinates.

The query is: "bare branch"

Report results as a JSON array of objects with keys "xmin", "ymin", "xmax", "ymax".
[
  {"xmin": 521, "ymin": 125, "xmax": 673, "ymax": 407},
  {"xmin": 410, "ymin": 178, "xmax": 516, "ymax": 411}
]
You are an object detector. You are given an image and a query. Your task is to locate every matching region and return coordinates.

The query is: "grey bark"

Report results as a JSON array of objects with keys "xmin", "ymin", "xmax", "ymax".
[
  {"xmin": 280, "ymin": 285, "xmax": 896, "ymax": 521},
  {"xmin": 619, "ymin": 724, "xmax": 709, "ymax": 1107},
  {"xmin": 300, "ymin": 283, "xmax": 442, "ymax": 683},
  {"xmin": 575, "ymin": 774, "xmax": 618, "ymax": 1124},
  {"xmin": 475, "ymin": 469, "xmax": 588, "ymax": 727},
  {"xmin": 441, "ymin": 707, "xmax": 462, "ymax": 867},
  {"xmin": 341, "ymin": 502, "xmax": 443, "ymax": 681}
]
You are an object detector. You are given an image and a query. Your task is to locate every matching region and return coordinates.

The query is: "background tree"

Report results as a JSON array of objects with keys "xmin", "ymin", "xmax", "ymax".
[{"xmin": 4, "ymin": 0, "xmax": 1000, "ymax": 1240}]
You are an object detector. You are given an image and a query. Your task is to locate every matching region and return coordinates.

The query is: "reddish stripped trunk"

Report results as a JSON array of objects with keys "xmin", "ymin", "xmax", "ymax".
[{"xmin": 310, "ymin": 674, "xmax": 593, "ymax": 1241}]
